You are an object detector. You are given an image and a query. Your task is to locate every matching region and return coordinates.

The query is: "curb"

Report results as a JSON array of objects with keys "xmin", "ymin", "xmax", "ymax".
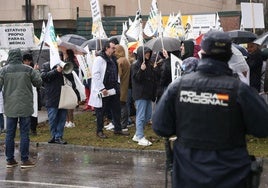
[{"xmin": 31, "ymin": 142, "xmax": 166, "ymax": 156}]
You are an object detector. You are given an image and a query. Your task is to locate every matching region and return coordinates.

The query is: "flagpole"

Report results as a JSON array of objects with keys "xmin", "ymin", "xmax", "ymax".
[
  {"xmin": 160, "ymin": 12, "xmax": 164, "ymax": 50},
  {"xmin": 250, "ymin": 0, "xmax": 256, "ymax": 33},
  {"xmin": 137, "ymin": 0, "xmax": 145, "ymax": 62},
  {"xmin": 138, "ymin": 0, "xmax": 141, "ymax": 12},
  {"xmin": 36, "ymin": 41, "xmax": 44, "ymax": 65}
]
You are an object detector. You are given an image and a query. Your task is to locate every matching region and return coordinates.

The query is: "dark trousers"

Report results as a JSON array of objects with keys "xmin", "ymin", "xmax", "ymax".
[
  {"xmin": 120, "ymin": 102, "xmax": 128, "ymax": 129},
  {"xmin": 31, "ymin": 116, "xmax": 38, "ymax": 133},
  {"xmin": 95, "ymin": 94, "xmax": 121, "ymax": 133}
]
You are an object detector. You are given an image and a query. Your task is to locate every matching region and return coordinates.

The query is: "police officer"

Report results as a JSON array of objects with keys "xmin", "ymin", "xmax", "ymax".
[{"xmin": 152, "ymin": 30, "xmax": 268, "ymax": 188}]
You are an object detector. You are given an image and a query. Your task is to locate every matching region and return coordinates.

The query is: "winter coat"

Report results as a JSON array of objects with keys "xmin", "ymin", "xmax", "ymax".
[
  {"xmin": 131, "ymin": 46, "xmax": 156, "ymax": 101},
  {"xmin": 88, "ymin": 52, "xmax": 120, "ymax": 108},
  {"xmin": 41, "ymin": 62, "xmax": 74, "ymax": 108},
  {"xmin": 0, "ymin": 48, "xmax": 42, "ymax": 117},
  {"xmin": 160, "ymin": 57, "xmax": 172, "ymax": 89},
  {"xmin": 153, "ymin": 57, "xmax": 268, "ymax": 188},
  {"xmin": 115, "ymin": 45, "xmax": 130, "ymax": 102},
  {"xmin": 181, "ymin": 40, "xmax": 194, "ymax": 60},
  {"xmin": 246, "ymin": 48, "xmax": 263, "ymax": 92},
  {"xmin": 0, "ymin": 91, "xmax": 3, "ymax": 114}
]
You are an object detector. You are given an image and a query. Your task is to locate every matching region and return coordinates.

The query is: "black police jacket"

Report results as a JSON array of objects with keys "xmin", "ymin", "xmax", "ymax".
[{"xmin": 152, "ymin": 57, "xmax": 268, "ymax": 188}]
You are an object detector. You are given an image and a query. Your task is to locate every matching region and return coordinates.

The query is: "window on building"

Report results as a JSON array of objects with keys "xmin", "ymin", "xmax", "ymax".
[
  {"xmin": 36, "ymin": 5, "xmax": 49, "ymax": 20},
  {"xmin": 103, "ymin": 5, "xmax": 115, "ymax": 17},
  {"xmin": 236, "ymin": 0, "xmax": 254, "ymax": 4}
]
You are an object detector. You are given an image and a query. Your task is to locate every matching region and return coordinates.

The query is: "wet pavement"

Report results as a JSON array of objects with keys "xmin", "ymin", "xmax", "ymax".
[
  {"xmin": 0, "ymin": 110, "xmax": 266, "ymax": 188},
  {"xmin": 0, "ymin": 143, "xmax": 266, "ymax": 188},
  {"xmin": 0, "ymin": 144, "xmax": 167, "ymax": 188}
]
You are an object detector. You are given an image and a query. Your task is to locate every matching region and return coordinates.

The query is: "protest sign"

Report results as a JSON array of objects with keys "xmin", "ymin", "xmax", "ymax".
[
  {"xmin": 241, "ymin": 2, "xmax": 264, "ymax": 29},
  {"xmin": 171, "ymin": 53, "xmax": 183, "ymax": 81},
  {"xmin": 0, "ymin": 23, "xmax": 35, "ymax": 49}
]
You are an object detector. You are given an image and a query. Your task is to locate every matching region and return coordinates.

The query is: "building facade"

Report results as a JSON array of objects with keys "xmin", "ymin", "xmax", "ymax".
[{"xmin": 0, "ymin": 0, "xmax": 266, "ymax": 38}]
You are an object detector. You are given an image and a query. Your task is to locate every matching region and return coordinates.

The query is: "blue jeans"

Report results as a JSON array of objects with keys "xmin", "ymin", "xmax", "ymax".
[
  {"xmin": 135, "ymin": 99, "xmax": 152, "ymax": 139},
  {"xmin": 47, "ymin": 108, "xmax": 67, "ymax": 139},
  {"xmin": 5, "ymin": 116, "xmax": 31, "ymax": 162}
]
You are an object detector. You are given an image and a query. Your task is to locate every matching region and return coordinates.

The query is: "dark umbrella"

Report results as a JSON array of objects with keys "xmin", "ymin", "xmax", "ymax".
[
  {"xmin": 261, "ymin": 48, "xmax": 268, "ymax": 60},
  {"xmin": 254, "ymin": 32, "xmax": 268, "ymax": 46},
  {"xmin": 109, "ymin": 35, "xmax": 136, "ymax": 43},
  {"xmin": 227, "ymin": 30, "xmax": 257, "ymax": 44},
  {"xmin": 60, "ymin": 34, "xmax": 87, "ymax": 46},
  {"xmin": 81, "ymin": 38, "xmax": 109, "ymax": 51},
  {"xmin": 145, "ymin": 37, "xmax": 181, "ymax": 52}
]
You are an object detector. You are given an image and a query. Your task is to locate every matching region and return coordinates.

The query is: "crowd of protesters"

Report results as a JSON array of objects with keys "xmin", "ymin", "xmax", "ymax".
[{"xmin": 1, "ymin": 30, "xmax": 268, "ymax": 173}]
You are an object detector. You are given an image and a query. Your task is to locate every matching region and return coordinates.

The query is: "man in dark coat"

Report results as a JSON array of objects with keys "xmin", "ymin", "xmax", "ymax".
[
  {"xmin": 40, "ymin": 56, "xmax": 74, "ymax": 145},
  {"xmin": 153, "ymin": 30, "xmax": 268, "ymax": 188}
]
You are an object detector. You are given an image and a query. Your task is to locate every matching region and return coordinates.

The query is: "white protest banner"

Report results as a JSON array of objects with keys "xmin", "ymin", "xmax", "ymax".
[
  {"xmin": 144, "ymin": 0, "xmax": 159, "ymax": 37},
  {"xmin": 241, "ymin": 3, "xmax": 264, "ymax": 29},
  {"xmin": 90, "ymin": 0, "xmax": 107, "ymax": 38},
  {"xmin": 170, "ymin": 53, "xmax": 183, "ymax": 82},
  {"xmin": 90, "ymin": 0, "xmax": 101, "ymax": 22},
  {"xmin": 126, "ymin": 10, "xmax": 142, "ymax": 40},
  {"xmin": 0, "ymin": 23, "xmax": 35, "ymax": 49}
]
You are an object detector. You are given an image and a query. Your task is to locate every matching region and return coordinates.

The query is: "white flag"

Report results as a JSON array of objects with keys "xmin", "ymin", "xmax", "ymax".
[
  {"xmin": 119, "ymin": 22, "xmax": 129, "ymax": 59},
  {"xmin": 215, "ymin": 12, "xmax": 223, "ymax": 31},
  {"xmin": 38, "ymin": 21, "xmax": 46, "ymax": 46},
  {"xmin": 163, "ymin": 12, "xmax": 184, "ymax": 38},
  {"xmin": 43, "ymin": 13, "xmax": 62, "ymax": 69},
  {"xmin": 184, "ymin": 16, "xmax": 194, "ymax": 40},
  {"xmin": 90, "ymin": 0, "xmax": 107, "ymax": 38},
  {"xmin": 126, "ymin": 10, "xmax": 142, "ymax": 40},
  {"xmin": 128, "ymin": 18, "xmax": 133, "ymax": 27},
  {"xmin": 143, "ymin": 0, "xmax": 159, "ymax": 37}
]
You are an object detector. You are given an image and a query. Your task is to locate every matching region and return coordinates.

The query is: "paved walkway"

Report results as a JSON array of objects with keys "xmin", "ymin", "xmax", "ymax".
[{"xmin": 0, "ymin": 110, "xmax": 266, "ymax": 187}]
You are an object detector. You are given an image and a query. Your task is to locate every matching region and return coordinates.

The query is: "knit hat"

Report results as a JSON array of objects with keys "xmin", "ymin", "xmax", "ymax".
[{"xmin": 201, "ymin": 30, "xmax": 232, "ymax": 56}]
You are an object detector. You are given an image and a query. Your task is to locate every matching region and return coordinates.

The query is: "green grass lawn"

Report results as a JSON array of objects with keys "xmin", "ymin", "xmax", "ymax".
[{"xmin": 1, "ymin": 109, "xmax": 268, "ymax": 157}]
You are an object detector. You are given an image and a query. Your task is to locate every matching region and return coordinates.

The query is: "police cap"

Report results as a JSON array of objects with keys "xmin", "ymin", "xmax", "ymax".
[{"xmin": 201, "ymin": 30, "xmax": 232, "ymax": 55}]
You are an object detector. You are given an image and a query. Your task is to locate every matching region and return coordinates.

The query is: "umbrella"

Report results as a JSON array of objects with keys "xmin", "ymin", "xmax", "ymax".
[
  {"xmin": 253, "ymin": 32, "xmax": 268, "ymax": 46},
  {"xmin": 109, "ymin": 35, "xmax": 136, "ymax": 43},
  {"xmin": 60, "ymin": 34, "xmax": 87, "ymax": 46},
  {"xmin": 227, "ymin": 30, "xmax": 257, "ymax": 44},
  {"xmin": 145, "ymin": 37, "xmax": 181, "ymax": 52},
  {"xmin": 261, "ymin": 48, "xmax": 268, "ymax": 60},
  {"xmin": 81, "ymin": 38, "xmax": 109, "ymax": 51},
  {"xmin": 57, "ymin": 40, "xmax": 87, "ymax": 55}
]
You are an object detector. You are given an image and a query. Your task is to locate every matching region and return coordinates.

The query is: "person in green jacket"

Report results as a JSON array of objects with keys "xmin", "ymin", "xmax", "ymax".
[{"xmin": 0, "ymin": 48, "xmax": 42, "ymax": 169}]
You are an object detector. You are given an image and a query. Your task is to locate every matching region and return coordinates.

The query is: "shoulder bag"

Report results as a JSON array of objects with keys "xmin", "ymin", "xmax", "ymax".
[{"xmin": 58, "ymin": 76, "xmax": 78, "ymax": 109}]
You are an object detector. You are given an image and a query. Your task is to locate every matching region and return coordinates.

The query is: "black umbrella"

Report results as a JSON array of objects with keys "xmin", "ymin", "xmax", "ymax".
[
  {"xmin": 145, "ymin": 37, "xmax": 181, "ymax": 52},
  {"xmin": 227, "ymin": 30, "xmax": 257, "ymax": 44},
  {"xmin": 109, "ymin": 35, "xmax": 136, "ymax": 43},
  {"xmin": 254, "ymin": 32, "xmax": 268, "ymax": 46},
  {"xmin": 81, "ymin": 38, "xmax": 109, "ymax": 51},
  {"xmin": 60, "ymin": 34, "xmax": 87, "ymax": 46}
]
